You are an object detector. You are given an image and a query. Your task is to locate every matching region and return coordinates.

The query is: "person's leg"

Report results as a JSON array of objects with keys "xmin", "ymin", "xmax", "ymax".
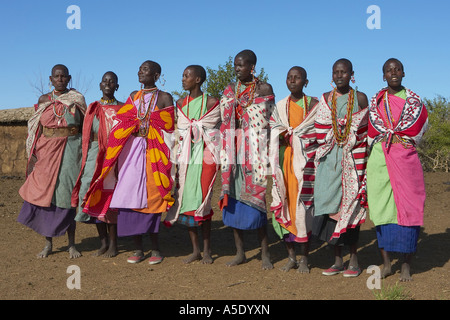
[
  {"xmin": 184, "ymin": 227, "xmax": 202, "ymax": 264},
  {"xmin": 280, "ymin": 241, "xmax": 297, "ymax": 272},
  {"xmin": 380, "ymin": 248, "xmax": 392, "ymax": 278},
  {"xmin": 37, "ymin": 237, "xmax": 53, "ymax": 258},
  {"xmin": 400, "ymin": 253, "xmax": 413, "ymax": 281},
  {"xmin": 67, "ymin": 222, "xmax": 81, "ymax": 258},
  {"xmin": 201, "ymin": 220, "xmax": 213, "ymax": 264},
  {"xmin": 348, "ymin": 243, "xmax": 359, "ymax": 268},
  {"xmin": 94, "ymin": 223, "xmax": 109, "ymax": 256},
  {"xmin": 343, "ymin": 242, "xmax": 361, "ymax": 277},
  {"xmin": 148, "ymin": 232, "xmax": 163, "ymax": 264},
  {"xmin": 127, "ymin": 235, "xmax": 144, "ymax": 263},
  {"xmin": 226, "ymin": 228, "xmax": 246, "ymax": 266},
  {"xmin": 258, "ymin": 226, "xmax": 273, "ymax": 270},
  {"xmin": 103, "ymin": 223, "xmax": 118, "ymax": 258},
  {"xmin": 322, "ymin": 245, "xmax": 344, "ymax": 275},
  {"xmin": 297, "ymin": 242, "xmax": 310, "ymax": 274}
]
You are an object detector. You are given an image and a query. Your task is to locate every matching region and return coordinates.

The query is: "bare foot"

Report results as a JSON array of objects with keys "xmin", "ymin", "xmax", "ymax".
[
  {"xmin": 69, "ymin": 246, "xmax": 82, "ymax": 259},
  {"xmin": 226, "ymin": 253, "xmax": 246, "ymax": 267},
  {"xmin": 37, "ymin": 245, "xmax": 52, "ymax": 258},
  {"xmin": 297, "ymin": 257, "xmax": 310, "ymax": 274},
  {"xmin": 102, "ymin": 246, "xmax": 118, "ymax": 258},
  {"xmin": 183, "ymin": 253, "xmax": 202, "ymax": 264},
  {"xmin": 92, "ymin": 245, "xmax": 108, "ymax": 257},
  {"xmin": 201, "ymin": 251, "xmax": 213, "ymax": 264},
  {"xmin": 280, "ymin": 257, "xmax": 297, "ymax": 272},
  {"xmin": 381, "ymin": 264, "xmax": 392, "ymax": 279},
  {"xmin": 400, "ymin": 263, "xmax": 413, "ymax": 282},
  {"xmin": 261, "ymin": 255, "xmax": 273, "ymax": 270}
]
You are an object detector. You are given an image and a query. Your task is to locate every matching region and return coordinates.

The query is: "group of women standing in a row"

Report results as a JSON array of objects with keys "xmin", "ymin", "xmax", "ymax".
[{"xmin": 17, "ymin": 49, "xmax": 428, "ymax": 282}]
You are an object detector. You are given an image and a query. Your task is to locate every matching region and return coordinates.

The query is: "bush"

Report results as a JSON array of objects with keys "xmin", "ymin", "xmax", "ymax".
[{"xmin": 418, "ymin": 96, "xmax": 450, "ymax": 172}]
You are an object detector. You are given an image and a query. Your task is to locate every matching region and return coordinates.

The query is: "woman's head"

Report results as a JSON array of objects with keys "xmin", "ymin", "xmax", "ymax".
[
  {"xmin": 382, "ymin": 58, "xmax": 405, "ymax": 88},
  {"xmin": 50, "ymin": 64, "xmax": 71, "ymax": 92},
  {"xmin": 332, "ymin": 58, "xmax": 353, "ymax": 90},
  {"xmin": 138, "ymin": 60, "xmax": 161, "ymax": 87},
  {"xmin": 234, "ymin": 49, "xmax": 257, "ymax": 82}
]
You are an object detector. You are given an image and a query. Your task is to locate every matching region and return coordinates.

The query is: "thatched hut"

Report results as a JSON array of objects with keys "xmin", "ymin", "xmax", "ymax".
[{"xmin": 0, "ymin": 107, "xmax": 34, "ymax": 177}]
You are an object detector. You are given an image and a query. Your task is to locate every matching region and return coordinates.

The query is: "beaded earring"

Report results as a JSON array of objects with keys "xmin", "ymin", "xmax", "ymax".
[
  {"xmin": 330, "ymin": 80, "xmax": 335, "ymax": 88},
  {"xmin": 158, "ymin": 74, "xmax": 166, "ymax": 88},
  {"xmin": 351, "ymin": 75, "xmax": 355, "ymax": 84}
]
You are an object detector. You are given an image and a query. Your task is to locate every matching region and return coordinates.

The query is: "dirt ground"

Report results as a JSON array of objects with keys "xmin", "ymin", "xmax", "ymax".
[{"xmin": 0, "ymin": 172, "xmax": 449, "ymax": 301}]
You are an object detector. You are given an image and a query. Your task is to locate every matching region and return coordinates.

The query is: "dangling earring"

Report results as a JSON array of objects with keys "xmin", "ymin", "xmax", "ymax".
[
  {"xmin": 351, "ymin": 75, "xmax": 355, "ymax": 84},
  {"xmin": 159, "ymin": 74, "xmax": 166, "ymax": 88},
  {"xmin": 140, "ymin": 83, "xmax": 144, "ymax": 90},
  {"xmin": 49, "ymin": 81, "xmax": 53, "ymax": 92},
  {"xmin": 330, "ymin": 80, "xmax": 335, "ymax": 89}
]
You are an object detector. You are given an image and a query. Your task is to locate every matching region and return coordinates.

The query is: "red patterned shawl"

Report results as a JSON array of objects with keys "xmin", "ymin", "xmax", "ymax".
[
  {"xmin": 219, "ymin": 84, "xmax": 275, "ymax": 212},
  {"xmin": 71, "ymin": 101, "xmax": 122, "ymax": 207}
]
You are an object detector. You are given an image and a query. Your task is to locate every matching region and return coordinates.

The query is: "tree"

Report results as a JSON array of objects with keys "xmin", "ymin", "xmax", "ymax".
[
  {"xmin": 171, "ymin": 56, "xmax": 268, "ymax": 100},
  {"xmin": 29, "ymin": 69, "xmax": 93, "ymax": 99},
  {"xmin": 417, "ymin": 96, "xmax": 450, "ymax": 172}
]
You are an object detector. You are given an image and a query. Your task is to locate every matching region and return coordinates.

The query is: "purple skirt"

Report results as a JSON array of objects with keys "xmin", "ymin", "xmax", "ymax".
[
  {"xmin": 17, "ymin": 201, "xmax": 76, "ymax": 237},
  {"xmin": 117, "ymin": 209, "xmax": 161, "ymax": 237}
]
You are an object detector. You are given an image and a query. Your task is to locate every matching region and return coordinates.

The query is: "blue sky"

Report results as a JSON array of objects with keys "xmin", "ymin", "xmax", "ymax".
[{"xmin": 0, "ymin": 0, "xmax": 449, "ymax": 110}]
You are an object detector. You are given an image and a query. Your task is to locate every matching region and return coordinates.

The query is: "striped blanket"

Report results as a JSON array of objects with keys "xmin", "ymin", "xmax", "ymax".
[
  {"xmin": 269, "ymin": 96, "xmax": 318, "ymax": 241},
  {"xmin": 219, "ymin": 84, "xmax": 275, "ymax": 212}
]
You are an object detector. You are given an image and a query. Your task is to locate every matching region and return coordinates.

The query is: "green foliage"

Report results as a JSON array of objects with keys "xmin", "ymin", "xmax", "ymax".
[
  {"xmin": 172, "ymin": 57, "xmax": 269, "ymax": 101},
  {"xmin": 204, "ymin": 56, "xmax": 268, "ymax": 98},
  {"xmin": 418, "ymin": 96, "xmax": 450, "ymax": 172}
]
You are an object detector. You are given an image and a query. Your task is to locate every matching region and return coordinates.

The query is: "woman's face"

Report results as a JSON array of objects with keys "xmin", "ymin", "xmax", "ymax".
[
  {"xmin": 181, "ymin": 68, "xmax": 199, "ymax": 91},
  {"xmin": 50, "ymin": 67, "xmax": 71, "ymax": 92},
  {"xmin": 383, "ymin": 60, "xmax": 404, "ymax": 88},
  {"xmin": 332, "ymin": 62, "xmax": 352, "ymax": 90},
  {"xmin": 100, "ymin": 73, "xmax": 118, "ymax": 97},
  {"xmin": 138, "ymin": 62, "xmax": 158, "ymax": 86},
  {"xmin": 286, "ymin": 68, "xmax": 307, "ymax": 95},
  {"xmin": 234, "ymin": 56, "xmax": 253, "ymax": 82}
]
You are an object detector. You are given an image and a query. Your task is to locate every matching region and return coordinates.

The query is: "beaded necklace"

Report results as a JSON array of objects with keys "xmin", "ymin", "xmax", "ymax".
[
  {"xmin": 382, "ymin": 91, "xmax": 396, "ymax": 128},
  {"xmin": 137, "ymin": 88, "xmax": 159, "ymax": 137},
  {"xmin": 51, "ymin": 89, "xmax": 69, "ymax": 124},
  {"xmin": 186, "ymin": 93, "xmax": 205, "ymax": 119},
  {"xmin": 235, "ymin": 77, "xmax": 258, "ymax": 109},
  {"xmin": 286, "ymin": 94, "xmax": 308, "ymax": 123},
  {"xmin": 100, "ymin": 98, "xmax": 118, "ymax": 105},
  {"xmin": 235, "ymin": 78, "xmax": 258, "ymax": 127},
  {"xmin": 382, "ymin": 91, "xmax": 409, "ymax": 148},
  {"xmin": 330, "ymin": 87, "xmax": 355, "ymax": 147}
]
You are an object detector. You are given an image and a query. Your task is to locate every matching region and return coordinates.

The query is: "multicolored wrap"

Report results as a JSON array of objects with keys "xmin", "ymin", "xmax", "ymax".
[{"xmin": 82, "ymin": 91, "xmax": 175, "ymax": 220}]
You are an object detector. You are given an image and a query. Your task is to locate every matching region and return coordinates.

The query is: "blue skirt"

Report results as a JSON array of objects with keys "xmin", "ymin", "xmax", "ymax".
[
  {"xmin": 222, "ymin": 197, "xmax": 267, "ymax": 230},
  {"xmin": 376, "ymin": 224, "xmax": 420, "ymax": 253}
]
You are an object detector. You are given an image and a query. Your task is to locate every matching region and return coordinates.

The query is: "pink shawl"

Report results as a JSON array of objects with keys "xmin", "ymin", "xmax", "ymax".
[{"xmin": 368, "ymin": 88, "xmax": 428, "ymax": 226}]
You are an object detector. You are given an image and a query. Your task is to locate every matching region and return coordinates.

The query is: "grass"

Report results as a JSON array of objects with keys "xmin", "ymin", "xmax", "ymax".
[{"xmin": 373, "ymin": 281, "xmax": 414, "ymax": 300}]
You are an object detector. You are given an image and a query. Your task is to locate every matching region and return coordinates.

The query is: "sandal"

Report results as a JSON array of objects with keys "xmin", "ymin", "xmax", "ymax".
[
  {"xmin": 127, "ymin": 254, "xmax": 144, "ymax": 264},
  {"xmin": 322, "ymin": 265, "xmax": 344, "ymax": 276},
  {"xmin": 148, "ymin": 255, "xmax": 164, "ymax": 265},
  {"xmin": 343, "ymin": 266, "xmax": 361, "ymax": 278}
]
